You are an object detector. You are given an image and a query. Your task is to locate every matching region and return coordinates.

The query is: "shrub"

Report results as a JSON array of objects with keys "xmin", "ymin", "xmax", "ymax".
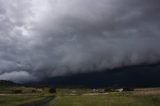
[
  {"xmin": 32, "ymin": 90, "xmax": 37, "ymax": 93},
  {"xmin": 104, "ymin": 88, "xmax": 114, "ymax": 92},
  {"xmin": 123, "ymin": 87, "xmax": 134, "ymax": 91},
  {"xmin": 14, "ymin": 90, "xmax": 22, "ymax": 94},
  {"xmin": 49, "ymin": 88, "xmax": 56, "ymax": 93}
]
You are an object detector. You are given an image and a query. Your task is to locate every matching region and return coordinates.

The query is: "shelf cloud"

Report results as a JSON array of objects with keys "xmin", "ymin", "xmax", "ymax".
[{"xmin": 0, "ymin": 0, "xmax": 160, "ymax": 82}]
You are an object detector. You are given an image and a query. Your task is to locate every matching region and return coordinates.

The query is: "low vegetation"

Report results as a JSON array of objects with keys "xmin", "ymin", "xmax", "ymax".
[
  {"xmin": 0, "ymin": 80, "xmax": 55, "ymax": 105},
  {"xmin": 0, "ymin": 95, "xmax": 49, "ymax": 106},
  {"xmin": 49, "ymin": 88, "xmax": 56, "ymax": 94},
  {"xmin": 49, "ymin": 88, "xmax": 160, "ymax": 106},
  {"xmin": 0, "ymin": 80, "xmax": 160, "ymax": 106},
  {"xmin": 49, "ymin": 94, "xmax": 160, "ymax": 106}
]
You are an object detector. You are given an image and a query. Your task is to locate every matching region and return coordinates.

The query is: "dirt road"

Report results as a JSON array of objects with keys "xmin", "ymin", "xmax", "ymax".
[{"xmin": 20, "ymin": 96, "xmax": 55, "ymax": 106}]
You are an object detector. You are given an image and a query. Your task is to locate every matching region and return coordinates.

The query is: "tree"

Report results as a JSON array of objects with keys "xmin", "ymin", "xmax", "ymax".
[
  {"xmin": 49, "ymin": 88, "xmax": 56, "ymax": 93},
  {"xmin": 32, "ymin": 90, "xmax": 37, "ymax": 93},
  {"xmin": 123, "ymin": 87, "xmax": 134, "ymax": 91},
  {"xmin": 14, "ymin": 90, "xmax": 22, "ymax": 94}
]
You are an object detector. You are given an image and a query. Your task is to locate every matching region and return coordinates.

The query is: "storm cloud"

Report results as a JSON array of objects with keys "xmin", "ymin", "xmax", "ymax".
[{"xmin": 0, "ymin": 0, "xmax": 160, "ymax": 82}]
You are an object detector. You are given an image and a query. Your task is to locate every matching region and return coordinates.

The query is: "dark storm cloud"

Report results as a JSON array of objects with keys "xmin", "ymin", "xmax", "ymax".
[{"xmin": 0, "ymin": 0, "xmax": 160, "ymax": 82}]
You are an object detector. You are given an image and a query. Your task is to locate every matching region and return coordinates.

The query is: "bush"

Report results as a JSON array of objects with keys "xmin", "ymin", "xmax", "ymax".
[
  {"xmin": 104, "ymin": 88, "xmax": 114, "ymax": 92},
  {"xmin": 123, "ymin": 87, "xmax": 134, "ymax": 91},
  {"xmin": 14, "ymin": 90, "xmax": 22, "ymax": 94},
  {"xmin": 49, "ymin": 88, "xmax": 56, "ymax": 93},
  {"xmin": 32, "ymin": 90, "xmax": 37, "ymax": 93}
]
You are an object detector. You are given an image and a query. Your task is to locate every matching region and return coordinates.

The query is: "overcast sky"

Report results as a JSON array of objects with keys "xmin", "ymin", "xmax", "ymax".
[{"xmin": 0, "ymin": 0, "xmax": 160, "ymax": 82}]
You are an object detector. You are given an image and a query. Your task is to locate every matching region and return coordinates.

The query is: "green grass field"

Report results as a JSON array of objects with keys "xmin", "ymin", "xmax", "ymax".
[
  {"xmin": 0, "ymin": 94, "xmax": 50, "ymax": 106},
  {"xmin": 49, "ymin": 93, "xmax": 160, "ymax": 106},
  {"xmin": 48, "ymin": 88, "xmax": 160, "ymax": 106},
  {"xmin": 0, "ymin": 84, "xmax": 54, "ymax": 106},
  {"xmin": 0, "ymin": 86, "xmax": 160, "ymax": 106}
]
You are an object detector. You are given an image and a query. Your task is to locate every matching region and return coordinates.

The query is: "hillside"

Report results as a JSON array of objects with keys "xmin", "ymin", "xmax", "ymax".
[{"xmin": 0, "ymin": 80, "xmax": 20, "ymax": 87}]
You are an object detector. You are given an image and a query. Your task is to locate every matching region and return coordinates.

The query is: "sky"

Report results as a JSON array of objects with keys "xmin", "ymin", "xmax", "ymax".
[{"xmin": 0, "ymin": 0, "xmax": 160, "ymax": 82}]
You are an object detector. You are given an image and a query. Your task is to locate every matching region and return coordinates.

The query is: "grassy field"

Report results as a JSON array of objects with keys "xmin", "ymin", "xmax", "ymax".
[
  {"xmin": 0, "ymin": 84, "xmax": 54, "ymax": 106},
  {"xmin": 49, "ymin": 88, "xmax": 160, "ymax": 106},
  {"xmin": 1, "ymin": 93, "xmax": 160, "ymax": 106},
  {"xmin": 0, "ymin": 94, "xmax": 49, "ymax": 106},
  {"xmin": 0, "ymin": 85, "xmax": 160, "ymax": 106},
  {"xmin": 49, "ymin": 95, "xmax": 160, "ymax": 106},
  {"xmin": 49, "ymin": 94, "xmax": 160, "ymax": 106}
]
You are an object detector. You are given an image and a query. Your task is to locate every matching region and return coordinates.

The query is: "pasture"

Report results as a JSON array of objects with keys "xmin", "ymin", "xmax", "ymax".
[
  {"xmin": 0, "ymin": 86, "xmax": 160, "ymax": 106},
  {"xmin": 49, "ymin": 88, "xmax": 160, "ymax": 106}
]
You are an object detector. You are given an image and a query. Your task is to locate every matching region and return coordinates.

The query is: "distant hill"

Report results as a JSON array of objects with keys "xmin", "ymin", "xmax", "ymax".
[
  {"xmin": 0, "ymin": 80, "xmax": 21, "ymax": 87},
  {"xmin": 33, "ymin": 63, "xmax": 160, "ymax": 88}
]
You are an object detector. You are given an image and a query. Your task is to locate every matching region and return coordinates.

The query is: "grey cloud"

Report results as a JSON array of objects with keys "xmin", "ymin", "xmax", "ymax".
[
  {"xmin": 0, "ymin": 0, "xmax": 160, "ymax": 82},
  {"xmin": 0, "ymin": 71, "xmax": 37, "ymax": 83}
]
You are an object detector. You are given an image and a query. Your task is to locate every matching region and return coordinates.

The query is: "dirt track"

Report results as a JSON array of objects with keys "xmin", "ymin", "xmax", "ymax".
[{"xmin": 20, "ymin": 96, "xmax": 55, "ymax": 106}]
